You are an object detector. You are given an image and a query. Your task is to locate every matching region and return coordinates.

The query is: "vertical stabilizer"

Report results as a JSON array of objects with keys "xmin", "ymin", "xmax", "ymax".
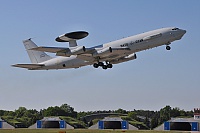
[{"xmin": 23, "ymin": 39, "xmax": 52, "ymax": 63}]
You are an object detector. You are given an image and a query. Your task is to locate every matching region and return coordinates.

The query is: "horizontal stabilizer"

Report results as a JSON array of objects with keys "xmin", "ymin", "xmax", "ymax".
[
  {"xmin": 30, "ymin": 46, "xmax": 70, "ymax": 53},
  {"xmin": 12, "ymin": 64, "xmax": 44, "ymax": 69}
]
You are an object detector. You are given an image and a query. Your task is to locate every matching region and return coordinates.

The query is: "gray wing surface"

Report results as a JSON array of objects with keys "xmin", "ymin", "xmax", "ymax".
[
  {"xmin": 30, "ymin": 46, "xmax": 70, "ymax": 53},
  {"xmin": 12, "ymin": 64, "xmax": 44, "ymax": 69}
]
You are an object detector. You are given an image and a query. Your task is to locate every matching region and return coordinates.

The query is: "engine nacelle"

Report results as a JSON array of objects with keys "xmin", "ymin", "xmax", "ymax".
[
  {"xmin": 110, "ymin": 53, "xmax": 137, "ymax": 64},
  {"xmin": 56, "ymin": 46, "xmax": 86, "ymax": 57},
  {"xmin": 70, "ymin": 46, "xmax": 86, "ymax": 55},
  {"xmin": 93, "ymin": 47, "xmax": 112, "ymax": 57}
]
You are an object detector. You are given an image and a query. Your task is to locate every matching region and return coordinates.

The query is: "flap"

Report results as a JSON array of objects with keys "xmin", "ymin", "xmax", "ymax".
[{"xmin": 77, "ymin": 54, "xmax": 95, "ymax": 62}]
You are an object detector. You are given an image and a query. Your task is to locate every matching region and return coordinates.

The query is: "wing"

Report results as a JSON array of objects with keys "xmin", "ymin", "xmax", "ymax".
[
  {"xmin": 30, "ymin": 46, "xmax": 72, "ymax": 57},
  {"xmin": 31, "ymin": 45, "xmax": 131, "ymax": 63},
  {"xmin": 30, "ymin": 46, "xmax": 70, "ymax": 53},
  {"xmin": 77, "ymin": 47, "xmax": 131, "ymax": 62},
  {"xmin": 12, "ymin": 64, "xmax": 44, "ymax": 69}
]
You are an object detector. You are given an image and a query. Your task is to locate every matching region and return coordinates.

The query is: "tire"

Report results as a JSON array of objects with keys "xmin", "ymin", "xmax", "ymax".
[
  {"xmin": 93, "ymin": 63, "xmax": 99, "ymax": 68},
  {"xmin": 98, "ymin": 62, "xmax": 104, "ymax": 66},
  {"xmin": 102, "ymin": 65, "xmax": 107, "ymax": 69},
  {"xmin": 166, "ymin": 46, "xmax": 171, "ymax": 50},
  {"xmin": 107, "ymin": 64, "xmax": 113, "ymax": 68}
]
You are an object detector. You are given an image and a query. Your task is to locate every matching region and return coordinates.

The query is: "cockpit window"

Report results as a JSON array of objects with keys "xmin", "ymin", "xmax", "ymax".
[{"xmin": 172, "ymin": 28, "xmax": 179, "ymax": 30}]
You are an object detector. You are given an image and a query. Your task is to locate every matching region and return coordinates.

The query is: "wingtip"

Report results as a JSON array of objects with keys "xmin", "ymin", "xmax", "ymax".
[{"xmin": 11, "ymin": 64, "xmax": 17, "ymax": 67}]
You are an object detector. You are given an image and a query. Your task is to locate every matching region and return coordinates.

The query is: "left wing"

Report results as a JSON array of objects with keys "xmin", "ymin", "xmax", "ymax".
[
  {"xmin": 31, "ymin": 46, "xmax": 131, "ymax": 62},
  {"xmin": 31, "ymin": 46, "xmax": 70, "ymax": 53},
  {"xmin": 30, "ymin": 46, "xmax": 71, "ymax": 57}
]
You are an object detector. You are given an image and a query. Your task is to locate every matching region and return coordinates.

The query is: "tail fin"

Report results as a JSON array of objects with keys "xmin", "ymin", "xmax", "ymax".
[{"xmin": 23, "ymin": 39, "xmax": 52, "ymax": 63}]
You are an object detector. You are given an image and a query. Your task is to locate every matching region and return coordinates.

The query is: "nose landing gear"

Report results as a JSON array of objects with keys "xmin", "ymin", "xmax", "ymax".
[
  {"xmin": 166, "ymin": 45, "xmax": 171, "ymax": 50},
  {"xmin": 166, "ymin": 42, "xmax": 171, "ymax": 50}
]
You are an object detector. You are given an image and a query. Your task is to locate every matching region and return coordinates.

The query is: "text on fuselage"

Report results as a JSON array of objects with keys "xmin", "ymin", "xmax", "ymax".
[{"xmin": 120, "ymin": 39, "xmax": 143, "ymax": 47}]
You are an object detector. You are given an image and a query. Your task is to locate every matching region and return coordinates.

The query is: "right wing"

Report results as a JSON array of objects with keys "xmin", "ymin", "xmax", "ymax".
[
  {"xmin": 12, "ymin": 64, "xmax": 44, "ymax": 69},
  {"xmin": 31, "ymin": 46, "xmax": 132, "ymax": 63}
]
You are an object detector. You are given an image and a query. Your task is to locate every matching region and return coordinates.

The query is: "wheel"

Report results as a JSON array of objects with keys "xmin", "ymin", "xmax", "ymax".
[
  {"xmin": 98, "ymin": 62, "xmax": 104, "ymax": 66},
  {"xmin": 93, "ymin": 63, "xmax": 99, "ymax": 68},
  {"xmin": 166, "ymin": 46, "xmax": 171, "ymax": 50},
  {"xmin": 107, "ymin": 64, "xmax": 113, "ymax": 68},
  {"xmin": 102, "ymin": 65, "xmax": 107, "ymax": 70}
]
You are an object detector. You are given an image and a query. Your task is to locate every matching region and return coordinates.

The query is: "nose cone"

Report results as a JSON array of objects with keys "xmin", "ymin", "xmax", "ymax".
[
  {"xmin": 174, "ymin": 28, "xmax": 186, "ymax": 40},
  {"xmin": 179, "ymin": 29, "xmax": 186, "ymax": 39},
  {"xmin": 182, "ymin": 29, "xmax": 186, "ymax": 35}
]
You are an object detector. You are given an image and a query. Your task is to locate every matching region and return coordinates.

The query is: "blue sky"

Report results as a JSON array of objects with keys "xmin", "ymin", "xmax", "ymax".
[{"xmin": 0, "ymin": 0, "xmax": 199, "ymax": 112}]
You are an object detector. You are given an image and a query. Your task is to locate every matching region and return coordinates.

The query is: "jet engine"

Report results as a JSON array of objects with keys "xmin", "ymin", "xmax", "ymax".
[
  {"xmin": 93, "ymin": 47, "xmax": 112, "ymax": 57},
  {"xmin": 110, "ymin": 53, "xmax": 137, "ymax": 64},
  {"xmin": 56, "ymin": 46, "xmax": 86, "ymax": 57},
  {"xmin": 70, "ymin": 46, "xmax": 86, "ymax": 55}
]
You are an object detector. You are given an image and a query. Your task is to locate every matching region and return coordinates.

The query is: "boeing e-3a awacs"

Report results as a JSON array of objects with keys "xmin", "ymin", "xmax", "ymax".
[{"xmin": 12, "ymin": 27, "xmax": 186, "ymax": 70}]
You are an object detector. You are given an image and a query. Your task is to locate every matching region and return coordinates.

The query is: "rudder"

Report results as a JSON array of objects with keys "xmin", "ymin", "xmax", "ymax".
[{"xmin": 23, "ymin": 39, "xmax": 52, "ymax": 63}]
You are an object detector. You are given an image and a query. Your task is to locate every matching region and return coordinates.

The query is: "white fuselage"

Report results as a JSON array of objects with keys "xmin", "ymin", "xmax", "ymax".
[{"xmin": 38, "ymin": 27, "xmax": 186, "ymax": 70}]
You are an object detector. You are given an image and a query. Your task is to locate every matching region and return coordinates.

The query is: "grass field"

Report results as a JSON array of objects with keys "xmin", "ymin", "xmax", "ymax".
[{"xmin": 0, "ymin": 129, "xmax": 189, "ymax": 133}]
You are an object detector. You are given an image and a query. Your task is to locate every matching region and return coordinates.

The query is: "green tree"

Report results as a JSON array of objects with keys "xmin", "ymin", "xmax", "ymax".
[
  {"xmin": 115, "ymin": 108, "xmax": 127, "ymax": 114},
  {"xmin": 43, "ymin": 106, "xmax": 63, "ymax": 116},
  {"xmin": 0, "ymin": 110, "xmax": 6, "ymax": 116},
  {"xmin": 60, "ymin": 104, "xmax": 74, "ymax": 113},
  {"xmin": 159, "ymin": 105, "xmax": 171, "ymax": 124},
  {"xmin": 150, "ymin": 117, "xmax": 158, "ymax": 129},
  {"xmin": 179, "ymin": 109, "xmax": 186, "ymax": 116},
  {"xmin": 15, "ymin": 107, "xmax": 27, "ymax": 117},
  {"xmin": 60, "ymin": 104, "xmax": 77, "ymax": 117},
  {"xmin": 128, "ymin": 112, "xmax": 137, "ymax": 119},
  {"xmin": 88, "ymin": 120, "xmax": 93, "ymax": 127},
  {"xmin": 170, "ymin": 107, "xmax": 180, "ymax": 117}
]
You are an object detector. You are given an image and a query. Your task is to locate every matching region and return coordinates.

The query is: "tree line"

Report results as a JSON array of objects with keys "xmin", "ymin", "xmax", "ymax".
[{"xmin": 0, "ymin": 104, "xmax": 194, "ymax": 129}]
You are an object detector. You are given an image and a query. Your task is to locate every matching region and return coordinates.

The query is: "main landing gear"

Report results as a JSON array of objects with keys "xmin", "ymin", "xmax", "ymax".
[
  {"xmin": 93, "ymin": 62, "xmax": 113, "ymax": 70},
  {"xmin": 166, "ymin": 42, "xmax": 171, "ymax": 51}
]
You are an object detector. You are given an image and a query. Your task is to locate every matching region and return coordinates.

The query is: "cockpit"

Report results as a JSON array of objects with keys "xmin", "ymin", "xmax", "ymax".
[{"xmin": 172, "ymin": 27, "xmax": 179, "ymax": 30}]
